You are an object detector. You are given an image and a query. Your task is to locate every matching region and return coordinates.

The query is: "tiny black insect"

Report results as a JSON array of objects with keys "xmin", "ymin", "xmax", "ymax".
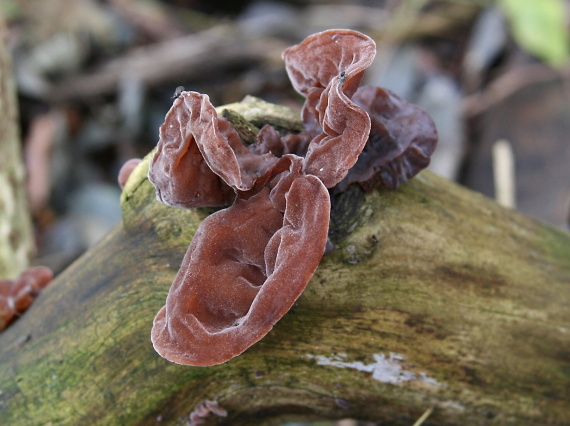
[
  {"xmin": 339, "ymin": 71, "xmax": 347, "ymax": 83},
  {"xmin": 172, "ymin": 86, "xmax": 185, "ymax": 100}
]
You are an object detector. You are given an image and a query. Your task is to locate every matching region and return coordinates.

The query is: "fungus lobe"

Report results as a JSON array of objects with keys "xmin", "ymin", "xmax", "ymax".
[
  {"xmin": 118, "ymin": 158, "xmax": 142, "ymax": 189},
  {"xmin": 152, "ymin": 156, "xmax": 330, "ymax": 366},
  {"xmin": 337, "ymin": 86, "xmax": 438, "ymax": 191}
]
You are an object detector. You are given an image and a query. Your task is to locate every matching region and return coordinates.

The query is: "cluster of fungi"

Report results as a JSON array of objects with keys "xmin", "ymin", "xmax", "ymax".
[
  {"xmin": 0, "ymin": 266, "xmax": 52, "ymax": 332},
  {"xmin": 141, "ymin": 29, "xmax": 438, "ymax": 366}
]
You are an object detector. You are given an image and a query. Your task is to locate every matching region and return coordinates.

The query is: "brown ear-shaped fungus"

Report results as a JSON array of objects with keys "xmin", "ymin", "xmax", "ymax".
[
  {"xmin": 180, "ymin": 92, "xmax": 279, "ymax": 192},
  {"xmin": 149, "ymin": 91, "xmax": 280, "ymax": 208},
  {"xmin": 148, "ymin": 29, "xmax": 438, "ymax": 366},
  {"xmin": 252, "ymin": 30, "xmax": 377, "ymax": 179},
  {"xmin": 283, "ymin": 29, "xmax": 376, "ymax": 98},
  {"xmin": 302, "ymin": 77, "xmax": 371, "ymax": 187},
  {"xmin": 151, "ymin": 156, "xmax": 330, "ymax": 366},
  {"xmin": 282, "ymin": 30, "xmax": 376, "ymax": 187},
  {"xmin": 149, "ymin": 92, "xmax": 234, "ymax": 208},
  {"xmin": 149, "ymin": 91, "xmax": 330, "ymax": 365},
  {"xmin": 0, "ymin": 266, "xmax": 53, "ymax": 332},
  {"xmin": 336, "ymin": 86, "xmax": 438, "ymax": 191}
]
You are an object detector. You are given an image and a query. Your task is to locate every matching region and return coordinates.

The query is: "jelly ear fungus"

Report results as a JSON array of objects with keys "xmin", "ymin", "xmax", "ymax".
[
  {"xmin": 147, "ymin": 29, "xmax": 437, "ymax": 366},
  {"xmin": 148, "ymin": 92, "xmax": 332, "ymax": 366}
]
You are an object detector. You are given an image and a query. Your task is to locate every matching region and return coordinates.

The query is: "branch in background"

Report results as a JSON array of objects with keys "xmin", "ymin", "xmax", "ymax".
[
  {"xmin": 463, "ymin": 63, "xmax": 570, "ymax": 117},
  {"xmin": 46, "ymin": 26, "xmax": 287, "ymax": 101}
]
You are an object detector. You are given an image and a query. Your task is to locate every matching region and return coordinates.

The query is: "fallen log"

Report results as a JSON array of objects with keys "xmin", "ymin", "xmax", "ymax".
[{"xmin": 0, "ymin": 98, "xmax": 568, "ymax": 426}]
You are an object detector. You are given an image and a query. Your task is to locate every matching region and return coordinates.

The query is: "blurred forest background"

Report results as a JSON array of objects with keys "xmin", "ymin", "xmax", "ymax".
[{"xmin": 1, "ymin": 0, "xmax": 569, "ymax": 276}]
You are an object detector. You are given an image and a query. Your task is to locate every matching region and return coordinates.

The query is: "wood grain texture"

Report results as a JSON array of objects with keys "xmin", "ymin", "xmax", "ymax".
[{"xmin": 0, "ymin": 99, "xmax": 568, "ymax": 425}]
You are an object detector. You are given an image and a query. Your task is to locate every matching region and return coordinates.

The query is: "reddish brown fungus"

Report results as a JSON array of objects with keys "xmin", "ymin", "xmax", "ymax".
[
  {"xmin": 281, "ymin": 29, "xmax": 376, "ymax": 187},
  {"xmin": 148, "ymin": 92, "xmax": 235, "ymax": 208},
  {"xmin": 147, "ymin": 29, "xmax": 437, "ymax": 366},
  {"xmin": 337, "ymin": 86, "xmax": 438, "ymax": 191},
  {"xmin": 283, "ymin": 29, "xmax": 375, "ymax": 98},
  {"xmin": 118, "ymin": 158, "xmax": 142, "ymax": 188},
  {"xmin": 0, "ymin": 266, "xmax": 53, "ymax": 332},
  {"xmin": 151, "ymin": 155, "xmax": 330, "ymax": 366}
]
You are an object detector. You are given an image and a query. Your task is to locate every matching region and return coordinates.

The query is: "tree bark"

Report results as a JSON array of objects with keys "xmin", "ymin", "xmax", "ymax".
[
  {"xmin": 0, "ymin": 98, "xmax": 569, "ymax": 426},
  {"xmin": 0, "ymin": 17, "xmax": 34, "ymax": 279}
]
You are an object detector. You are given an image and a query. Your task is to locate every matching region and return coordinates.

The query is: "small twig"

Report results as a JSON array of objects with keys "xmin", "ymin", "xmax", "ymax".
[
  {"xmin": 492, "ymin": 139, "xmax": 516, "ymax": 209},
  {"xmin": 412, "ymin": 406, "xmax": 434, "ymax": 426},
  {"xmin": 47, "ymin": 25, "xmax": 286, "ymax": 101}
]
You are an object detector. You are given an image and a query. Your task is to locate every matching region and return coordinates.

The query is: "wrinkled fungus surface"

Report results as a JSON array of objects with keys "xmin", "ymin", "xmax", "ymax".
[
  {"xmin": 338, "ymin": 86, "xmax": 438, "ymax": 191},
  {"xmin": 147, "ymin": 29, "xmax": 437, "ymax": 366},
  {"xmin": 0, "ymin": 266, "xmax": 53, "ymax": 332}
]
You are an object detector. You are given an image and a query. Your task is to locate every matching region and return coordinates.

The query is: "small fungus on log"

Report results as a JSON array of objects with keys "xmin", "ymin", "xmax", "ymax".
[
  {"xmin": 187, "ymin": 400, "xmax": 228, "ymax": 426},
  {"xmin": 118, "ymin": 158, "xmax": 142, "ymax": 189},
  {"xmin": 0, "ymin": 266, "xmax": 53, "ymax": 332},
  {"xmin": 146, "ymin": 29, "xmax": 438, "ymax": 366}
]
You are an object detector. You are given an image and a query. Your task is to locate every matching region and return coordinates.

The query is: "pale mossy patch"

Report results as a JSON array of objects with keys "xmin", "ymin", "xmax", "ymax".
[{"xmin": 216, "ymin": 95, "xmax": 304, "ymax": 132}]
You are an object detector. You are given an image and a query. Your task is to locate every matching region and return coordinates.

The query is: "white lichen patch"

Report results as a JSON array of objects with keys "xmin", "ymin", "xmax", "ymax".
[{"xmin": 306, "ymin": 352, "xmax": 442, "ymax": 386}]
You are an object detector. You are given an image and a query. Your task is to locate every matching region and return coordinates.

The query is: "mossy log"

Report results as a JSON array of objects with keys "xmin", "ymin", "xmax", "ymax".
[{"xmin": 0, "ymin": 98, "xmax": 569, "ymax": 426}]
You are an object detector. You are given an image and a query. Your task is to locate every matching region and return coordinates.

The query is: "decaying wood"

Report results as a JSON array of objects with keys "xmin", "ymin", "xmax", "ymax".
[
  {"xmin": 0, "ymin": 17, "xmax": 35, "ymax": 279},
  {"xmin": 0, "ymin": 98, "xmax": 568, "ymax": 426}
]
